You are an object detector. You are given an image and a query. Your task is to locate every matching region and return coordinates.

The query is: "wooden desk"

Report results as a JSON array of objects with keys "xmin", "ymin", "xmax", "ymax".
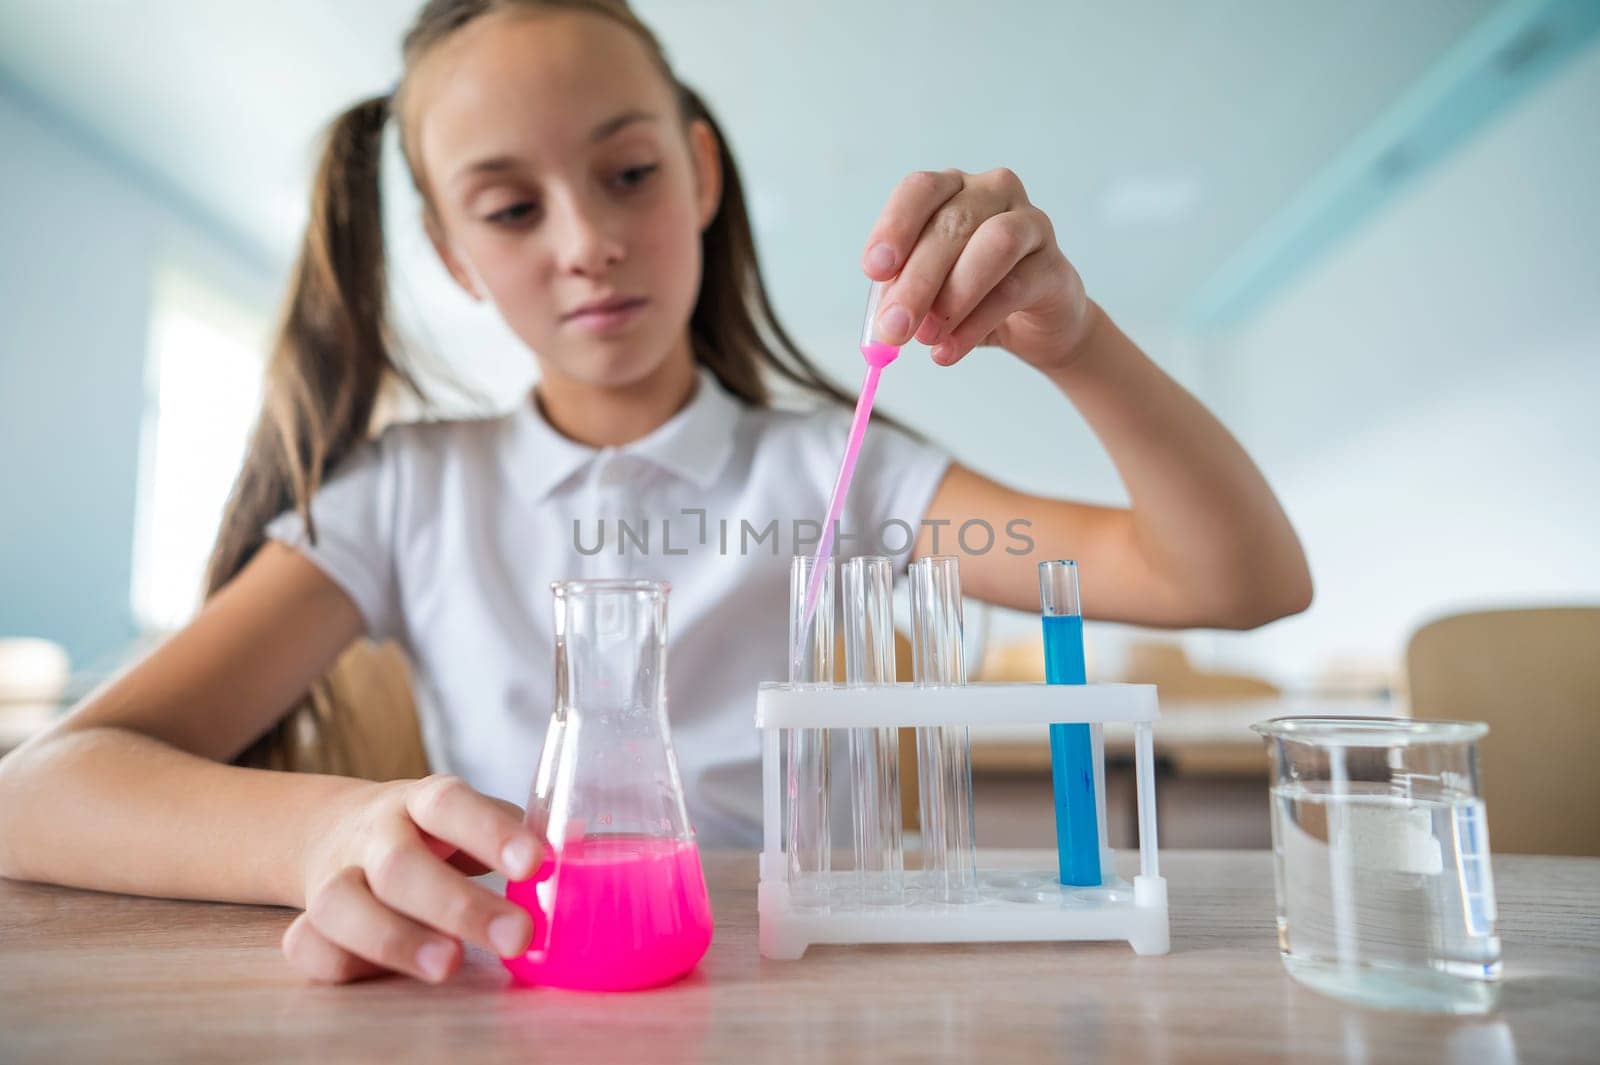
[{"xmin": 2, "ymin": 851, "xmax": 1595, "ymax": 1064}]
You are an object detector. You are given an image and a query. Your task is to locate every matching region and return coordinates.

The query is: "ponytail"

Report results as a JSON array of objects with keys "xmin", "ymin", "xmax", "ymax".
[{"xmin": 211, "ymin": 94, "xmax": 422, "ymax": 770}]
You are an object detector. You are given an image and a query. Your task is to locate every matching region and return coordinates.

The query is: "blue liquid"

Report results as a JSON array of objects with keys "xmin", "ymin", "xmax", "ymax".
[{"xmin": 1042, "ymin": 614, "xmax": 1101, "ymax": 886}]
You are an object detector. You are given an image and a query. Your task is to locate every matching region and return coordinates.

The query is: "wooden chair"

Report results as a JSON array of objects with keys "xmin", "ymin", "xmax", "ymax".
[
  {"xmin": 1405, "ymin": 607, "xmax": 1600, "ymax": 856},
  {"xmin": 255, "ymin": 640, "xmax": 430, "ymax": 781}
]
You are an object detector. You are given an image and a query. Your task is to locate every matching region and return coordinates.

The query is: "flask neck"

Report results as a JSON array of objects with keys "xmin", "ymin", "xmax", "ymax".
[
  {"xmin": 533, "ymin": 579, "xmax": 692, "ymax": 848},
  {"xmin": 554, "ymin": 581, "xmax": 668, "ymax": 721}
]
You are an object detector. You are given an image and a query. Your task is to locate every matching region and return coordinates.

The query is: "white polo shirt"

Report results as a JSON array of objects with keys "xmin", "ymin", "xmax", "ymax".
[{"xmin": 266, "ymin": 366, "xmax": 951, "ymax": 845}]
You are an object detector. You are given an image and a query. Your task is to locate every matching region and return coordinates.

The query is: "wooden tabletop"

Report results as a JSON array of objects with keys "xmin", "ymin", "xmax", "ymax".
[{"xmin": 2, "ymin": 851, "xmax": 1596, "ymax": 1064}]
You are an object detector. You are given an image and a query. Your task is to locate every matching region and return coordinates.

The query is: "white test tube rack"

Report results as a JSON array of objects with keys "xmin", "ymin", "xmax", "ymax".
[{"xmin": 756, "ymin": 680, "xmax": 1169, "ymax": 959}]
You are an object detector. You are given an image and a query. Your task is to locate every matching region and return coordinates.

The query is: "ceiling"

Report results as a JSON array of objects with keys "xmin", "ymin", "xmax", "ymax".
[{"xmin": 0, "ymin": 0, "xmax": 1501, "ymax": 338}]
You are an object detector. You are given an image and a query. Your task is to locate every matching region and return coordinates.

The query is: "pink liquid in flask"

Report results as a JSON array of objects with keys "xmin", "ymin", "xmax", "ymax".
[{"xmin": 503, "ymin": 835, "xmax": 713, "ymax": 991}]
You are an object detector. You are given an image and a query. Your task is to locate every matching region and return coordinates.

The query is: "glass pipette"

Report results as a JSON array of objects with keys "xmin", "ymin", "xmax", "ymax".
[{"xmin": 793, "ymin": 280, "xmax": 901, "ymax": 676}]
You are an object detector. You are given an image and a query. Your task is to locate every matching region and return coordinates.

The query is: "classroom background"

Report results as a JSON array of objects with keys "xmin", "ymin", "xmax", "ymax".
[{"xmin": 2, "ymin": 0, "xmax": 1597, "ymax": 855}]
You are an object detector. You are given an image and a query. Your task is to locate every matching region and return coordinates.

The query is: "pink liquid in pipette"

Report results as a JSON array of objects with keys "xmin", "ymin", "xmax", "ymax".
[
  {"xmin": 503, "ymin": 835, "xmax": 713, "ymax": 991},
  {"xmin": 794, "ymin": 339, "xmax": 902, "ymax": 670}
]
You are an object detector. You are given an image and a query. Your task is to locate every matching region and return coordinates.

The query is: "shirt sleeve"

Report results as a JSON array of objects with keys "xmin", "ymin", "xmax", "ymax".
[
  {"xmin": 263, "ymin": 438, "xmax": 402, "ymax": 642},
  {"xmin": 839, "ymin": 411, "xmax": 953, "ymax": 574}
]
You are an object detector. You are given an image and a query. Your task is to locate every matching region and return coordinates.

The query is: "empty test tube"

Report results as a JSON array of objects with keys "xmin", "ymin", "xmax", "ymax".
[
  {"xmin": 1039, "ymin": 560, "xmax": 1102, "ymax": 886},
  {"xmin": 842, "ymin": 556, "xmax": 904, "ymax": 902},
  {"xmin": 908, "ymin": 556, "xmax": 978, "ymax": 903},
  {"xmin": 787, "ymin": 555, "xmax": 834, "ymax": 904}
]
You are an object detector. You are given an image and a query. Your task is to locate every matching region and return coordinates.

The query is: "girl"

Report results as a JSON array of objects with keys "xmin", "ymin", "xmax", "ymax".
[{"xmin": 0, "ymin": 0, "xmax": 1310, "ymax": 985}]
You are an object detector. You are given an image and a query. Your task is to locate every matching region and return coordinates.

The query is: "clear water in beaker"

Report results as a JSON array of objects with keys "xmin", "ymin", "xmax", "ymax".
[{"xmin": 1254, "ymin": 717, "xmax": 1500, "ymax": 1015}]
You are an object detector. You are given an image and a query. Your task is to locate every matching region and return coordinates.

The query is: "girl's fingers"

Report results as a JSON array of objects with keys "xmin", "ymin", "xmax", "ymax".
[
  {"xmin": 876, "ymin": 190, "xmax": 994, "ymax": 347},
  {"xmin": 933, "ymin": 250, "xmax": 1056, "ymax": 366},
  {"xmin": 281, "ymin": 910, "xmax": 387, "ymax": 984},
  {"xmin": 444, "ymin": 799, "xmax": 526, "ymax": 875},
  {"xmin": 922, "ymin": 208, "xmax": 1047, "ymax": 348},
  {"xmin": 404, "ymin": 774, "xmax": 543, "ymax": 881},
  {"xmin": 489, "ymin": 797, "xmax": 526, "ymax": 820},
  {"xmin": 860, "ymin": 169, "xmax": 965, "ymax": 282},
  {"xmin": 872, "ymin": 169, "xmax": 1029, "ymax": 348},
  {"xmin": 366, "ymin": 841, "xmax": 533, "ymax": 959},
  {"xmin": 859, "ymin": 167, "xmax": 1034, "ymax": 344},
  {"xmin": 445, "ymin": 852, "xmax": 493, "ymax": 877},
  {"xmin": 306, "ymin": 866, "xmax": 462, "ymax": 984}
]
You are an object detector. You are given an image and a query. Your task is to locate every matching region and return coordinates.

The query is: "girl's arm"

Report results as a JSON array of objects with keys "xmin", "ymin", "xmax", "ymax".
[
  {"xmin": 0, "ymin": 544, "xmax": 542, "ymax": 983},
  {"xmin": 862, "ymin": 167, "xmax": 1311, "ymax": 628},
  {"xmin": 917, "ymin": 303, "xmax": 1312, "ymax": 629},
  {"xmin": 0, "ymin": 543, "xmax": 365, "ymax": 904}
]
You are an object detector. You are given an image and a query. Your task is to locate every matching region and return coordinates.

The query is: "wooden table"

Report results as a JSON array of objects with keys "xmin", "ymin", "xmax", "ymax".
[{"xmin": 2, "ymin": 851, "xmax": 1596, "ymax": 1064}]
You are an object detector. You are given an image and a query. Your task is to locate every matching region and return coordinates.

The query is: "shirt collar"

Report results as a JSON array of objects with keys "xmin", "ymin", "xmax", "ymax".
[{"xmin": 506, "ymin": 365, "xmax": 743, "ymax": 504}]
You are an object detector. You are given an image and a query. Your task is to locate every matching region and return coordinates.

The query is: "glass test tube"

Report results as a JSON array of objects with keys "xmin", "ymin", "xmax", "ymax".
[
  {"xmin": 908, "ymin": 556, "xmax": 978, "ymax": 902},
  {"xmin": 787, "ymin": 555, "xmax": 833, "ymax": 904},
  {"xmin": 842, "ymin": 556, "xmax": 904, "ymax": 902},
  {"xmin": 1039, "ymin": 560, "xmax": 1102, "ymax": 886}
]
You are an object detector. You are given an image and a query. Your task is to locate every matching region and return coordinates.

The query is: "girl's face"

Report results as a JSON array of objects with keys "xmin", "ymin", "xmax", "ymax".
[{"xmin": 409, "ymin": 10, "xmax": 719, "ymax": 391}]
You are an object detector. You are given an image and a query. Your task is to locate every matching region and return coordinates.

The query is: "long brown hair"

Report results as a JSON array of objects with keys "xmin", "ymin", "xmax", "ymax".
[{"xmin": 217, "ymin": 0, "xmax": 863, "ymax": 769}]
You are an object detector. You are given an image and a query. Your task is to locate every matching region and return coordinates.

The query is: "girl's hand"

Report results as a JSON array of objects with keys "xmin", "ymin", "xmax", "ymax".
[
  {"xmin": 861, "ymin": 167, "xmax": 1098, "ymax": 373},
  {"xmin": 284, "ymin": 774, "xmax": 543, "ymax": 984}
]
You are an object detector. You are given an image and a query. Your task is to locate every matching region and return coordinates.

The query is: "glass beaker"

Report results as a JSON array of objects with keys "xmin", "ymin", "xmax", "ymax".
[
  {"xmin": 1252, "ymin": 717, "xmax": 1500, "ymax": 1014},
  {"xmin": 503, "ymin": 579, "xmax": 713, "ymax": 991}
]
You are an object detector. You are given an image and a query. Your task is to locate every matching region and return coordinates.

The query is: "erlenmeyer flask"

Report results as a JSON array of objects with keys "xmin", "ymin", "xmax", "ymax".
[{"xmin": 503, "ymin": 578, "xmax": 713, "ymax": 991}]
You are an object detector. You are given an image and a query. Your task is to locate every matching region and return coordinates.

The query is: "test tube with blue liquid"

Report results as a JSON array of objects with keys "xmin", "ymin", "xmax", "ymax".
[{"xmin": 1039, "ymin": 560, "xmax": 1102, "ymax": 886}]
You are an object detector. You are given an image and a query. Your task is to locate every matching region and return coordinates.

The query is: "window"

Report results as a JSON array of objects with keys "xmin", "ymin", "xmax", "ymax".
[{"xmin": 130, "ymin": 264, "xmax": 268, "ymax": 632}]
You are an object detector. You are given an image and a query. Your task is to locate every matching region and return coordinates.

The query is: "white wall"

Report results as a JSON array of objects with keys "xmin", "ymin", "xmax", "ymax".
[
  {"xmin": 0, "ymin": 80, "xmax": 277, "ymax": 670},
  {"xmin": 1197, "ymin": 40, "xmax": 1600, "ymax": 688},
  {"xmin": 855, "ymin": 317, "xmax": 1209, "ymax": 680}
]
